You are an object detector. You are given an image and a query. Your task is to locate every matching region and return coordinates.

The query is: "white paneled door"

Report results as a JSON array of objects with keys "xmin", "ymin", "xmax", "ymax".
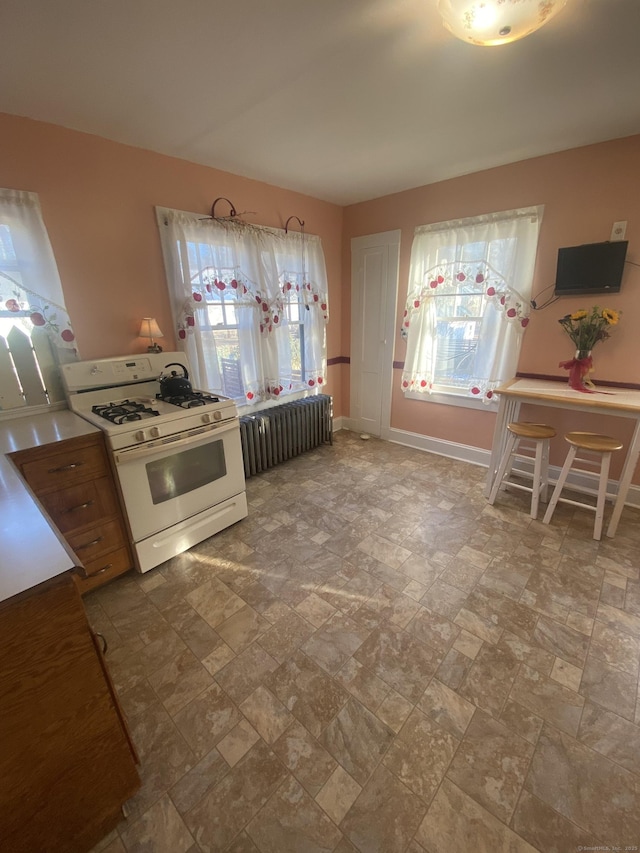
[{"xmin": 350, "ymin": 231, "xmax": 400, "ymax": 438}]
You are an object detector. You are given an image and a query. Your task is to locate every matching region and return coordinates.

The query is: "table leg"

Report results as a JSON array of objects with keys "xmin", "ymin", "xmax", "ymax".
[
  {"xmin": 607, "ymin": 417, "xmax": 640, "ymax": 537},
  {"xmin": 485, "ymin": 396, "xmax": 519, "ymax": 498}
]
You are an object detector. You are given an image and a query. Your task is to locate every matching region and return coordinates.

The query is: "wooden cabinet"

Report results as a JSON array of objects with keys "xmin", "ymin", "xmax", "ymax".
[
  {"xmin": 11, "ymin": 432, "xmax": 134, "ymax": 593},
  {"xmin": 0, "ymin": 573, "xmax": 140, "ymax": 852}
]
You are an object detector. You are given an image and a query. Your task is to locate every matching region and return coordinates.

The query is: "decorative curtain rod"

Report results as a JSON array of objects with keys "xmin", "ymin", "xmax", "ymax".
[
  {"xmin": 193, "ymin": 199, "xmax": 310, "ymax": 240},
  {"xmin": 285, "ymin": 215, "xmax": 305, "ymax": 234}
]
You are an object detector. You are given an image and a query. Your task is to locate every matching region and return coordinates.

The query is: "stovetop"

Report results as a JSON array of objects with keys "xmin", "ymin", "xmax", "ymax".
[{"xmin": 60, "ymin": 352, "xmax": 238, "ymax": 450}]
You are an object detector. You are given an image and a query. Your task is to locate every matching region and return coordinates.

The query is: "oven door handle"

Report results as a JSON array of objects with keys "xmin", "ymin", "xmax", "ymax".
[{"xmin": 113, "ymin": 419, "xmax": 238, "ymax": 464}]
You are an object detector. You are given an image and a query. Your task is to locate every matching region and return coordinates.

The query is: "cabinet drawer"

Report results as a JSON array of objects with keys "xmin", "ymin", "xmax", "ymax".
[
  {"xmin": 75, "ymin": 547, "xmax": 133, "ymax": 594},
  {"xmin": 20, "ymin": 442, "xmax": 107, "ymax": 493},
  {"xmin": 67, "ymin": 518, "xmax": 127, "ymax": 563},
  {"xmin": 39, "ymin": 476, "xmax": 118, "ymax": 534}
]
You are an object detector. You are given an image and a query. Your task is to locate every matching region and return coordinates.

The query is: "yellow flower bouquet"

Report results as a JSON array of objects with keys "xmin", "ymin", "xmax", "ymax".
[
  {"xmin": 559, "ymin": 306, "xmax": 619, "ymax": 356},
  {"xmin": 558, "ymin": 306, "xmax": 620, "ymax": 391}
]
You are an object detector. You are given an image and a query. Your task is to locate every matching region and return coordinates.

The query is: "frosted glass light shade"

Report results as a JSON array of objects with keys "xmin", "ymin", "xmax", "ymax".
[{"xmin": 438, "ymin": 0, "xmax": 568, "ymax": 46}]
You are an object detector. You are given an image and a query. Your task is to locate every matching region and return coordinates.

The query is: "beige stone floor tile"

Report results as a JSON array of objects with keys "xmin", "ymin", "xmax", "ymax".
[
  {"xmin": 341, "ymin": 764, "xmax": 428, "ymax": 853},
  {"xmin": 147, "ymin": 648, "xmax": 213, "ymax": 716},
  {"xmin": 526, "ymin": 723, "xmax": 640, "ymax": 845},
  {"xmin": 294, "ymin": 592, "xmax": 336, "ymax": 627},
  {"xmin": 301, "ymin": 611, "xmax": 370, "ymax": 675},
  {"xmin": 445, "ymin": 708, "xmax": 534, "ymax": 822},
  {"xmin": 201, "ymin": 639, "xmax": 236, "ymax": 675},
  {"xmin": 239, "ymin": 685, "xmax": 294, "ymax": 744},
  {"xmin": 120, "ymin": 794, "xmax": 194, "ymax": 852},
  {"xmin": 173, "ymin": 682, "xmax": 242, "ymax": 758},
  {"xmin": 86, "ymin": 433, "xmax": 640, "ymax": 853},
  {"xmin": 272, "ymin": 719, "xmax": 337, "ymax": 796},
  {"xmin": 589, "ymin": 620, "xmax": 640, "ymax": 675},
  {"xmin": 383, "ymin": 708, "xmax": 458, "ymax": 803},
  {"xmin": 215, "ymin": 643, "xmax": 279, "ymax": 704},
  {"xmin": 315, "ymin": 765, "xmax": 362, "ymax": 825},
  {"xmin": 168, "ymin": 747, "xmax": 228, "ymax": 815},
  {"xmin": 335, "ymin": 656, "xmax": 390, "ymax": 712},
  {"xmin": 217, "ymin": 605, "xmax": 270, "ymax": 653},
  {"xmin": 499, "ymin": 699, "xmax": 544, "ymax": 745},
  {"xmin": 565, "ymin": 610, "xmax": 594, "ymax": 635},
  {"xmin": 511, "ymin": 789, "xmax": 594, "ymax": 853},
  {"xmin": 550, "ymin": 657, "xmax": 583, "ymax": 691},
  {"xmin": 266, "ymin": 650, "xmax": 349, "ymax": 738},
  {"xmin": 579, "ymin": 654, "xmax": 637, "ymax": 721},
  {"xmin": 375, "ymin": 689, "xmax": 413, "ymax": 733},
  {"xmin": 452, "ymin": 628, "xmax": 483, "ymax": 659},
  {"xmin": 532, "ymin": 614, "xmax": 590, "ymax": 667},
  {"xmin": 496, "ymin": 630, "xmax": 555, "ymax": 676},
  {"xmin": 184, "ymin": 740, "xmax": 287, "ymax": 852},
  {"xmin": 417, "ymin": 677, "xmax": 475, "ymax": 739},
  {"xmin": 226, "ymin": 831, "xmax": 260, "ymax": 852},
  {"xmin": 354, "ymin": 623, "xmax": 440, "ymax": 703},
  {"xmin": 416, "ymin": 778, "xmax": 537, "ymax": 853},
  {"xmin": 510, "ymin": 664, "xmax": 584, "ymax": 736},
  {"xmin": 319, "ymin": 697, "xmax": 394, "ymax": 785},
  {"xmin": 217, "ymin": 719, "xmax": 260, "ymax": 766},
  {"xmin": 246, "ymin": 775, "xmax": 342, "ymax": 853},
  {"xmin": 457, "ymin": 643, "xmax": 520, "ymax": 718}
]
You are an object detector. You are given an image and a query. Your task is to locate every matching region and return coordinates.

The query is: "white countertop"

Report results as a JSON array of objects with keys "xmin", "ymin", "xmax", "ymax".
[{"xmin": 0, "ymin": 409, "xmax": 100, "ymax": 604}]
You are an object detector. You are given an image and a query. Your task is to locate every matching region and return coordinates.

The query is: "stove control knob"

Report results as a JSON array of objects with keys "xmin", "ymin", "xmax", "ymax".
[
  {"xmin": 213, "ymin": 411, "xmax": 222, "ymax": 421},
  {"xmin": 150, "ymin": 426, "xmax": 161, "ymax": 438},
  {"xmin": 201, "ymin": 412, "xmax": 212, "ymax": 424},
  {"xmin": 135, "ymin": 430, "xmax": 146, "ymax": 442}
]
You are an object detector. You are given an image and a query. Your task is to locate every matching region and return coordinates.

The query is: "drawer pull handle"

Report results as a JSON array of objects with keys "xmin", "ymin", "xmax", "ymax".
[
  {"xmin": 76, "ymin": 536, "xmax": 104, "ymax": 551},
  {"xmin": 63, "ymin": 500, "xmax": 95, "ymax": 513},
  {"xmin": 95, "ymin": 632, "xmax": 108, "ymax": 655},
  {"xmin": 48, "ymin": 462, "xmax": 84, "ymax": 473},
  {"xmin": 89, "ymin": 563, "xmax": 112, "ymax": 577}
]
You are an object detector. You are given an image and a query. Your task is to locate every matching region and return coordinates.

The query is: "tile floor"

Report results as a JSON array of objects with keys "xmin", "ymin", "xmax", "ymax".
[{"xmin": 87, "ymin": 429, "xmax": 640, "ymax": 853}]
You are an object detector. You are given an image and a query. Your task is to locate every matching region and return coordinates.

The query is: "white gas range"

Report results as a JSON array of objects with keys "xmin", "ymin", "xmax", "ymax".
[{"xmin": 61, "ymin": 352, "xmax": 248, "ymax": 573}]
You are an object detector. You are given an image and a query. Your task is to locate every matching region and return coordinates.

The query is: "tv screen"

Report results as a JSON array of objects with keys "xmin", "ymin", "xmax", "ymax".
[{"xmin": 554, "ymin": 240, "xmax": 628, "ymax": 296}]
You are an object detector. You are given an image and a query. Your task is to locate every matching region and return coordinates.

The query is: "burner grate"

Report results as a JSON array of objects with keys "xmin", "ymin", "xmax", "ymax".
[
  {"xmin": 92, "ymin": 399, "xmax": 160, "ymax": 424},
  {"xmin": 157, "ymin": 391, "xmax": 221, "ymax": 408}
]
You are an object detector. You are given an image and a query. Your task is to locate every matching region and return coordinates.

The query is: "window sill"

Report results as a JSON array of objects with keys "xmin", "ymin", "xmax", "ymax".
[
  {"xmin": 404, "ymin": 388, "xmax": 498, "ymax": 412},
  {"xmin": 236, "ymin": 388, "xmax": 317, "ymax": 416}
]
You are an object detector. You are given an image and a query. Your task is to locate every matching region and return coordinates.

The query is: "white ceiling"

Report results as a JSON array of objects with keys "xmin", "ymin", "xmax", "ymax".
[{"xmin": 1, "ymin": 0, "xmax": 640, "ymax": 205}]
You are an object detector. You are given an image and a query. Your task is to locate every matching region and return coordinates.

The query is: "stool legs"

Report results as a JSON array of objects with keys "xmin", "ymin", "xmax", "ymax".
[
  {"xmin": 543, "ymin": 446, "xmax": 577, "ymax": 527},
  {"xmin": 543, "ymin": 446, "xmax": 613, "ymax": 541},
  {"xmin": 489, "ymin": 432, "xmax": 551, "ymax": 520},
  {"xmin": 594, "ymin": 451, "xmax": 612, "ymax": 541},
  {"xmin": 488, "ymin": 432, "xmax": 517, "ymax": 507}
]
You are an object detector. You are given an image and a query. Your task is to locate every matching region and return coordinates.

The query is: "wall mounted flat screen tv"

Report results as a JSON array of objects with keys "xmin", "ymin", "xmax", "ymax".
[{"xmin": 554, "ymin": 240, "xmax": 628, "ymax": 296}]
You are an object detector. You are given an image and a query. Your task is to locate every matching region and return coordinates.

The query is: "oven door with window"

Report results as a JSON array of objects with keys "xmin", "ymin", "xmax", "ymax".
[{"xmin": 113, "ymin": 420, "xmax": 245, "ymax": 541}]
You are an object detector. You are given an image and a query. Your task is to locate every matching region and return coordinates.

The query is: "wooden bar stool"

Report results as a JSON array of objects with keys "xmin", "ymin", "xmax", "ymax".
[
  {"xmin": 488, "ymin": 422, "xmax": 556, "ymax": 519},
  {"xmin": 542, "ymin": 431, "xmax": 623, "ymax": 540}
]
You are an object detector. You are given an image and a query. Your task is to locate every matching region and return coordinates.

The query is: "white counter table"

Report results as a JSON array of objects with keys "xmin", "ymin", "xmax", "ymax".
[
  {"xmin": 485, "ymin": 378, "xmax": 640, "ymax": 537},
  {"xmin": 0, "ymin": 409, "xmax": 101, "ymax": 602}
]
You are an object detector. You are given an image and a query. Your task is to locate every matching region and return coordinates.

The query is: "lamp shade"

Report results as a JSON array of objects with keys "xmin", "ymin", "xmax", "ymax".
[
  {"xmin": 438, "ymin": 0, "xmax": 568, "ymax": 46},
  {"xmin": 139, "ymin": 317, "xmax": 164, "ymax": 340}
]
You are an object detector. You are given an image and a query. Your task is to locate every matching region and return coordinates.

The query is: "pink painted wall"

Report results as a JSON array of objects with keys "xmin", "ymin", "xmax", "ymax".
[
  {"xmin": 0, "ymin": 113, "xmax": 345, "ymax": 412},
  {"xmin": 343, "ymin": 135, "xmax": 640, "ymax": 476}
]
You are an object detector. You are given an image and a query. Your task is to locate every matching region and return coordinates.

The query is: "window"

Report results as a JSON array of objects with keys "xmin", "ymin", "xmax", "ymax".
[
  {"xmin": 0, "ymin": 189, "xmax": 77, "ymax": 415},
  {"xmin": 157, "ymin": 208, "xmax": 328, "ymax": 407},
  {"xmin": 401, "ymin": 206, "xmax": 543, "ymax": 404}
]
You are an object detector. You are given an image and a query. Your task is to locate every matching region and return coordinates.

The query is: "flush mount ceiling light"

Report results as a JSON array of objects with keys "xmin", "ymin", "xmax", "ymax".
[{"xmin": 438, "ymin": 0, "xmax": 568, "ymax": 46}]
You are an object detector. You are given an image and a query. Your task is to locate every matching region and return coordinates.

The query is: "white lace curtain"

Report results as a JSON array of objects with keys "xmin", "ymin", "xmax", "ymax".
[
  {"xmin": 157, "ymin": 207, "xmax": 328, "ymax": 403},
  {"xmin": 401, "ymin": 206, "xmax": 543, "ymax": 402},
  {"xmin": 0, "ymin": 188, "xmax": 77, "ymax": 357}
]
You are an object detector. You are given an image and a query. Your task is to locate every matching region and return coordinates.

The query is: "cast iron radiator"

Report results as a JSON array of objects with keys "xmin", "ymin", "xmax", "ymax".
[{"xmin": 239, "ymin": 394, "xmax": 333, "ymax": 478}]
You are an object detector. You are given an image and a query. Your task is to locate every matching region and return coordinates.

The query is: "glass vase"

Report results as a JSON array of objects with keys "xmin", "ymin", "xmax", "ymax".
[{"xmin": 567, "ymin": 349, "xmax": 593, "ymax": 391}]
